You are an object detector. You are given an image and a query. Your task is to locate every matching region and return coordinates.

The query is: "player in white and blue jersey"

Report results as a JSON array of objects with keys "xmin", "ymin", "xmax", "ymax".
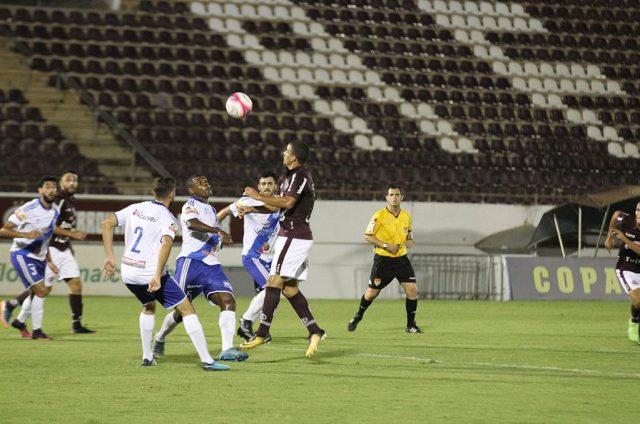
[
  {"xmin": 151, "ymin": 175, "xmax": 248, "ymax": 362},
  {"xmin": 101, "ymin": 177, "xmax": 228, "ymax": 371},
  {"xmin": 218, "ymin": 171, "xmax": 281, "ymax": 341},
  {"xmin": 0, "ymin": 176, "xmax": 59, "ymax": 340}
]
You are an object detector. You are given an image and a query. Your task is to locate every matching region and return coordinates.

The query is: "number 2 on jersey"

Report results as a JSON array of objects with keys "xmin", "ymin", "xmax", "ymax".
[{"xmin": 131, "ymin": 226, "xmax": 143, "ymax": 253}]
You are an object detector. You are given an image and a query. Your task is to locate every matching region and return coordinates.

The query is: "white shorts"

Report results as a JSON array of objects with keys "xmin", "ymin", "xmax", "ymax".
[
  {"xmin": 44, "ymin": 246, "xmax": 80, "ymax": 287},
  {"xmin": 616, "ymin": 269, "xmax": 640, "ymax": 294},
  {"xmin": 121, "ymin": 264, "xmax": 154, "ymax": 286},
  {"xmin": 270, "ymin": 237, "xmax": 313, "ymax": 281}
]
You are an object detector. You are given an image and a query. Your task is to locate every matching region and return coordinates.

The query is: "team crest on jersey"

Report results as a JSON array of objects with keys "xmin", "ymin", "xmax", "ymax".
[
  {"xmin": 372, "ymin": 278, "xmax": 382, "ymax": 286},
  {"xmin": 15, "ymin": 209, "xmax": 27, "ymax": 221},
  {"xmin": 169, "ymin": 223, "xmax": 177, "ymax": 233},
  {"xmin": 366, "ymin": 218, "xmax": 377, "ymax": 233}
]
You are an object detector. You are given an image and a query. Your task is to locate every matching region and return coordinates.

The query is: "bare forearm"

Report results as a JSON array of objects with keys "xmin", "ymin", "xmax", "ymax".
[
  {"xmin": 155, "ymin": 238, "xmax": 173, "ymax": 276},
  {"xmin": 0, "ymin": 228, "xmax": 27, "ymax": 239},
  {"xmin": 187, "ymin": 219, "xmax": 222, "ymax": 234}
]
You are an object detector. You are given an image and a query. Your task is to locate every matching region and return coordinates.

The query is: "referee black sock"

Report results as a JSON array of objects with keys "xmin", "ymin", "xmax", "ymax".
[
  {"xmin": 355, "ymin": 296, "xmax": 373, "ymax": 319},
  {"xmin": 631, "ymin": 304, "xmax": 640, "ymax": 324},
  {"xmin": 405, "ymin": 298, "xmax": 418, "ymax": 327}
]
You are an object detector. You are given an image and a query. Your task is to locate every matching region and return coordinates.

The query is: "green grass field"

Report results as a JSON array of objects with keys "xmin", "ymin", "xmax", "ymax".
[{"xmin": 0, "ymin": 296, "xmax": 637, "ymax": 423}]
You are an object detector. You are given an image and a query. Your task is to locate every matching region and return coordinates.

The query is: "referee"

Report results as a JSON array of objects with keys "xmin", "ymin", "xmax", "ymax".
[{"xmin": 348, "ymin": 185, "xmax": 423, "ymax": 333}]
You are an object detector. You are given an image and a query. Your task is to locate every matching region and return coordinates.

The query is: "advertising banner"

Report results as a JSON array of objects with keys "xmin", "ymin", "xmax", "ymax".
[{"xmin": 504, "ymin": 256, "xmax": 627, "ymax": 300}]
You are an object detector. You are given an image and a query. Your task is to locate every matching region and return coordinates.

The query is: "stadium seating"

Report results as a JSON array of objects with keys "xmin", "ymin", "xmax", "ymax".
[{"xmin": 0, "ymin": 0, "xmax": 639, "ymax": 201}]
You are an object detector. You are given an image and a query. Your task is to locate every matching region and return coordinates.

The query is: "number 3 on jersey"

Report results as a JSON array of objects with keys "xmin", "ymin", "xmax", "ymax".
[{"xmin": 131, "ymin": 226, "xmax": 143, "ymax": 253}]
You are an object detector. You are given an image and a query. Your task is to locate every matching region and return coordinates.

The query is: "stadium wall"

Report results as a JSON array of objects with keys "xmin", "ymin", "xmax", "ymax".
[{"xmin": 0, "ymin": 195, "xmax": 554, "ymax": 299}]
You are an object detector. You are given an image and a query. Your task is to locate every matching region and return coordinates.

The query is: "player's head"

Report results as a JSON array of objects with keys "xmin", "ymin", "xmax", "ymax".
[
  {"xmin": 283, "ymin": 141, "xmax": 309, "ymax": 168},
  {"xmin": 152, "ymin": 177, "xmax": 176, "ymax": 201},
  {"xmin": 185, "ymin": 175, "xmax": 212, "ymax": 199},
  {"xmin": 258, "ymin": 170, "xmax": 277, "ymax": 196},
  {"xmin": 37, "ymin": 175, "xmax": 58, "ymax": 204},
  {"xmin": 386, "ymin": 184, "xmax": 403, "ymax": 207},
  {"xmin": 59, "ymin": 170, "xmax": 79, "ymax": 194}
]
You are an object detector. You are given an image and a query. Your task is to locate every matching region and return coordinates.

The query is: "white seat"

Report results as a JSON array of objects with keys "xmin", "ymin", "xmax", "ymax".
[
  {"xmin": 435, "ymin": 14, "xmax": 450, "ymax": 26},
  {"xmin": 417, "ymin": 0, "xmax": 432, "ymax": 9},
  {"xmin": 347, "ymin": 70, "xmax": 364, "ymax": 84},
  {"xmin": 555, "ymin": 64, "xmax": 570, "ymax": 77},
  {"xmin": 417, "ymin": 103, "xmax": 437, "ymax": 119},
  {"xmin": 481, "ymin": 16, "xmax": 497, "ymax": 29},
  {"xmin": 528, "ymin": 18, "xmax": 544, "ymax": 31},
  {"xmin": 312, "ymin": 52, "xmax": 329, "ymax": 67},
  {"xmin": 257, "ymin": 5, "xmax": 274, "ymax": 19},
  {"xmin": 262, "ymin": 50, "xmax": 278, "ymax": 65},
  {"xmin": 263, "ymin": 66, "xmax": 279, "ymax": 81},
  {"xmin": 603, "ymin": 126, "xmax": 621, "ymax": 141},
  {"xmin": 244, "ymin": 50, "xmax": 260, "ymax": 64},
  {"xmin": 346, "ymin": 54, "xmax": 363, "ymax": 69},
  {"xmin": 223, "ymin": 3, "xmax": 240, "ymax": 16},
  {"xmin": 292, "ymin": 21, "xmax": 309, "ymax": 35},
  {"xmin": 371, "ymin": 135, "xmax": 390, "ymax": 151},
  {"xmin": 242, "ymin": 34, "xmax": 261, "ymax": 49},
  {"xmin": 240, "ymin": 4, "xmax": 256, "ymax": 17},
  {"xmin": 295, "ymin": 52, "xmax": 311, "ymax": 67},
  {"xmin": 467, "ymin": 15, "xmax": 482, "ymax": 29},
  {"xmin": 607, "ymin": 80, "xmax": 622, "ymax": 93},
  {"xmin": 289, "ymin": 6, "xmax": 306, "ymax": 21},
  {"xmin": 309, "ymin": 22, "xmax": 326, "ymax": 36},
  {"xmin": 383, "ymin": 87, "xmax": 401, "ymax": 102},
  {"xmin": 464, "ymin": 1, "xmax": 479, "ymax": 13},
  {"xmin": 566, "ymin": 109, "xmax": 582, "ymax": 123},
  {"xmin": 480, "ymin": 1, "xmax": 495, "ymax": 15},
  {"xmin": 330, "ymin": 69, "xmax": 347, "ymax": 84},
  {"xmin": 474, "ymin": 45, "xmax": 489, "ymax": 58},
  {"xmin": 334, "ymin": 117, "xmax": 351, "ymax": 133},
  {"xmin": 208, "ymin": 17, "xmax": 224, "ymax": 31},
  {"xmin": 432, "ymin": 0, "xmax": 448, "ymax": 12},
  {"xmin": 437, "ymin": 120, "xmax": 454, "ymax": 135},
  {"xmin": 528, "ymin": 78, "xmax": 543, "ymax": 92},
  {"xmin": 512, "ymin": 77, "xmax": 527, "ymax": 90},
  {"xmin": 279, "ymin": 51, "xmax": 295, "ymax": 65},
  {"xmin": 508, "ymin": 62, "xmax": 524, "ymax": 76},
  {"xmin": 512, "ymin": 17, "xmax": 527, "ymax": 30},
  {"xmin": 420, "ymin": 119, "xmax": 438, "ymax": 135},
  {"xmin": 310, "ymin": 37, "xmax": 328, "ymax": 51},
  {"xmin": 365, "ymin": 71, "xmax": 382, "ymax": 86},
  {"xmin": 314, "ymin": 99, "xmax": 331, "ymax": 114},
  {"xmin": 470, "ymin": 30, "xmax": 486, "ymax": 44},
  {"xmin": 352, "ymin": 117, "xmax": 370, "ymax": 133},
  {"xmin": 607, "ymin": 141, "xmax": 625, "ymax": 157},
  {"xmin": 539, "ymin": 62, "xmax": 555, "ymax": 77},
  {"xmin": 314, "ymin": 68, "xmax": 330, "ymax": 82},
  {"xmin": 495, "ymin": 2, "xmax": 510, "ymax": 15},
  {"xmin": 547, "ymin": 94, "xmax": 563, "ymax": 108},
  {"xmin": 400, "ymin": 103, "xmax": 418, "ymax": 118},
  {"xmin": 226, "ymin": 33, "xmax": 242, "ymax": 48},
  {"xmin": 582, "ymin": 109, "xmax": 599, "ymax": 124},
  {"xmin": 331, "ymin": 100, "xmax": 350, "ymax": 116},
  {"xmin": 570, "ymin": 64, "xmax": 586, "ymax": 78},
  {"xmin": 451, "ymin": 14, "xmax": 466, "ymax": 27},
  {"xmin": 281, "ymin": 83, "xmax": 297, "ymax": 98},
  {"xmin": 492, "ymin": 61, "xmax": 507, "ymax": 75},
  {"xmin": 587, "ymin": 126, "xmax": 604, "ymax": 141},
  {"xmin": 531, "ymin": 93, "xmax": 547, "ymax": 107},
  {"xmin": 298, "ymin": 84, "xmax": 316, "ymax": 99},
  {"xmin": 297, "ymin": 68, "xmax": 313, "ymax": 82},
  {"xmin": 585, "ymin": 64, "xmax": 601, "ymax": 78},
  {"xmin": 190, "ymin": 1, "xmax": 206, "ymax": 15},
  {"xmin": 329, "ymin": 53, "xmax": 346, "ymax": 68},
  {"xmin": 354, "ymin": 134, "xmax": 371, "ymax": 150},
  {"xmin": 458, "ymin": 137, "xmax": 478, "ymax": 153},
  {"xmin": 449, "ymin": 1, "xmax": 463, "ymax": 13},
  {"xmin": 328, "ymin": 39, "xmax": 347, "ymax": 53},
  {"xmin": 367, "ymin": 86, "xmax": 383, "ymax": 101},
  {"xmin": 206, "ymin": 2, "xmax": 222, "ymax": 15},
  {"xmin": 543, "ymin": 78, "xmax": 559, "ymax": 92},
  {"xmin": 560, "ymin": 79, "xmax": 575, "ymax": 92},
  {"xmin": 510, "ymin": 3, "xmax": 525, "ymax": 15},
  {"xmin": 280, "ymin": 67, "xmax": 297, "ymax": 82},
  {"xmin": 488, "ymin": 45, "xmax": 504, "ymax": 59},
  {"xmin": 225, "ymin": 18, "xmax": 242, "ymax": 33},
  {"xmin": 454, "ymin": 29, "xmax": 470, "ymax": 43},
  {"xmin": 273, "ymin": 5, "xmax": 289, "ymax": 19},
  {"xmin": 591, "ymin": 80, "xmax": 606, "ymax": 94},
  {"xmin": 497, "ymin": 17, "xmax": 513, "ymax": 30},
  {"xmin": 575, "ymin": 79, "xmax": 590, "ymax": 92},
  {"xmin": 440, "ymin": 137, "xmax": 459, "ymax": 153},
  {"xmin": 624, "ymin": 142, "xmax": 640, "ymax": 158},
  {"xmin": 524, "ymin": 62, "xmax": 539, "ymax": 76}
]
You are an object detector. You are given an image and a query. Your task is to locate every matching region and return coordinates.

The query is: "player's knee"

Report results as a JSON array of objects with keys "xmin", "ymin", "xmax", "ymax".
[
  {"xmin": 66, "ymin": 277, "xmax": 82, "ymax": 294},
  {"xmin": 32, "ymin": 282, "xmax": 48, "ymax": 297},
  {"xmin": 365, "ymin": 288, "xmax": 380, "ymax": 300},
  {"xmin": 143, "ymin": 302, "xmax": 156, "ymax": 314}
]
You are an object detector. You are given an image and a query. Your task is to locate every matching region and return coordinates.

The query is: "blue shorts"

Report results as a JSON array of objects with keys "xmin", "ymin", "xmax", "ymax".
[
  {"xmin": 125, "ymin": 274, "xmax": 187, "ymax": 309},
  {"xmin": 10, "ymin": 252, "xmax": 45, "ymax": 288},
  {"xmin": 242, "ymin": 255, "xmax": 271, "ymax": 291},
  {"xmin": 175, "ymin": 257, "xmax": 233, "ymax": 302}
]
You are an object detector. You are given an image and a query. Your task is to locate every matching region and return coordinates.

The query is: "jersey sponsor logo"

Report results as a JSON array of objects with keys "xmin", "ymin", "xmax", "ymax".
[
  {"xmin": 185, "ymin": 207, "xmax": 199, "ymax": 215},
  {"xmin": 15, "ymin": 209, "xmax": 27, "ymax": 221},
  {"xmin": 132, "ymin": 209, "xmax": 158, "ymax": 222},
  {"xmin": 122, "ymin": 255, "xmax": 146, "ymax": 268},
  {"xmin": 260, "ymin": 242, "xmax": 270, "ymax": 253}
]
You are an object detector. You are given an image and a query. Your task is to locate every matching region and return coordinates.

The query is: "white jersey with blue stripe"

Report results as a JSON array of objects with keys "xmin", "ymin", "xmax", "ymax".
[
  {"xmin": 8, "ymin": 198, "xmax": 59, "ymax": 261},
  {"xmin": 229, "ymin": 196, "xmax": 280, "ymax": 262},
  {"xmin": 114, "ymin": 200, "xmax": 178, "ymax": 283},
  {"xmin": 177, "ymin": 197, "xmax": 222, "ymax": 265}
]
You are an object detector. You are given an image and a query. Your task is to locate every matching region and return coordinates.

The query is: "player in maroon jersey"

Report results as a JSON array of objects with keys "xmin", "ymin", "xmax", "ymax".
[
  {"xmin": 605, "ymin": 201, "xmax": 640, "ymax": 343},
  {"xmin": 239, "ymin": 141, "xmax": 325, "ymax": 358}
]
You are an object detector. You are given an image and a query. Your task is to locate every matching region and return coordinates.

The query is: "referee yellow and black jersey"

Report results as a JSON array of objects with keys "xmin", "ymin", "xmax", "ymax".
[{"xmin": 365, "ymin": 207, "xmax": 412, "ymax": 257}]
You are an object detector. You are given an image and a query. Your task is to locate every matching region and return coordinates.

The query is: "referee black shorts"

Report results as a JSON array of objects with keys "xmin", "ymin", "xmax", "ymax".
[{"xmin": 368, "ymin": 254, "xmax": 416, "ymax": 290}]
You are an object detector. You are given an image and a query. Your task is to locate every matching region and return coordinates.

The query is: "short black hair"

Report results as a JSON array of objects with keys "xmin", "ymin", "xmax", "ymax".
[
  {"xmin": 38, "ymin": 175, "xmax": 58, "ymax": 188},
  {"xmin": 61, "ymin": 170, "xmax": 78, "ymax": 177},
  {"xmin": 290, "ymin": 141, "xmax": 310, "ymax": 164},
  {"xmin": 259, "ymin": 170, "xmax": 277, "ymax": 180},
  {"xmin": 153, "ymin": 177, "xmax": 176, "ymax": 198},
  {"xmin": 387, "ymin": 184, "xmax": 403, "ymax": 195}
]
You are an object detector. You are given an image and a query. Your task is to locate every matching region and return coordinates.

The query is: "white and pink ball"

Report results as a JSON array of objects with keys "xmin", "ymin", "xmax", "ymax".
[{"xmin": 225, "ymin": 92, "xmax": 253, "ymax": 119}]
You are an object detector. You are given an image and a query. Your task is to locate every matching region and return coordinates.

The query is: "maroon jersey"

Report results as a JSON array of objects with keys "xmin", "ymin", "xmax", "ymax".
[
  {"xmin": 615, "ymin": 212, "xmax": 640, "ymax": 273},
  {"xmin": 277, "ymin": 166, "xmax": 314, "ymax": 240},
  {"xmin": 49, "ymin": 190, "xmax": 77, "ymax": 251}
]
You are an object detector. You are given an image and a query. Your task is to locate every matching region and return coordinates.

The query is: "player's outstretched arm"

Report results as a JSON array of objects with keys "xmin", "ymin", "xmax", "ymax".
[
  {"xmin": 0, "ymin": 222, "xmax": 42, "ymax": 239},
  {"xmin": 55, "ymin": 226, "xmax": 87, "ymax": 240},
  {"xmin": 243, "ymin": 187, "xmax": 296, "ymax": 209},
  {"xmin": 186, "ymin": 218, "xmax": 232, "ymax": 245},
  {"xmin": 101, "ymin": 215, "xmax": 118, "ymax": 277}
]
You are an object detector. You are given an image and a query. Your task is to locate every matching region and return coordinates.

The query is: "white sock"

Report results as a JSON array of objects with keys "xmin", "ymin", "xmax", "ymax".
[
  {"xmin": 219, "ymin": 310, "xmax": 236, "ymax": 352},
  {"xmin": 183, "ymin": 314, "xmax": 214, "ymax": 364},
  {"xmin": 16, "ymin": 295, "xmax": 33, "ymax": 323},
  {"xmin": 31, "ymin": 296, "xmax": 45, "ymax": 330},
  {"xmin": 155, "ymin": 312, "xmax": 179, "ymax": 342},
  {"xmin": 242, "ymin": 290, "xmax": 266, "ymax": 323},
  {"xmin": 139, "ymin": 313, "xmax": 155, "ymax": 361}
]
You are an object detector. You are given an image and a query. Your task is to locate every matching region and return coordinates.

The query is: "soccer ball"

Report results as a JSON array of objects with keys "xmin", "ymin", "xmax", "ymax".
[{"xmin": 225, "ymin": 92, "xmax": 253, "ymax": 119}]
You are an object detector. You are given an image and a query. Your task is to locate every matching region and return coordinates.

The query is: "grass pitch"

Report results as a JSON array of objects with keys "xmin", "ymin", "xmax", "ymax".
[{"xmin": 0, "ymin": 297, "xmax": 637, "ymax": 423}]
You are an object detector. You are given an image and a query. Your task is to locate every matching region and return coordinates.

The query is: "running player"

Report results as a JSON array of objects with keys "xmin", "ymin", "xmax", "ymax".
[
  {"xmin": 151, "ymin": 175, "xmax": 248, "ymax": 362},
  {"xmin": 0, "ymin": 176, "xmax": 59, "ymax": 340},
  {"xmin": 217, "ymin": 170, "xmax": 280, "ymax": 341},
  {"xmin": 239, "ymin": 141, "xmax": 326, "ymax": 358},
  {"xmin": 101, "ymin": 177, "xmax": 228, "ymax": 370}
]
